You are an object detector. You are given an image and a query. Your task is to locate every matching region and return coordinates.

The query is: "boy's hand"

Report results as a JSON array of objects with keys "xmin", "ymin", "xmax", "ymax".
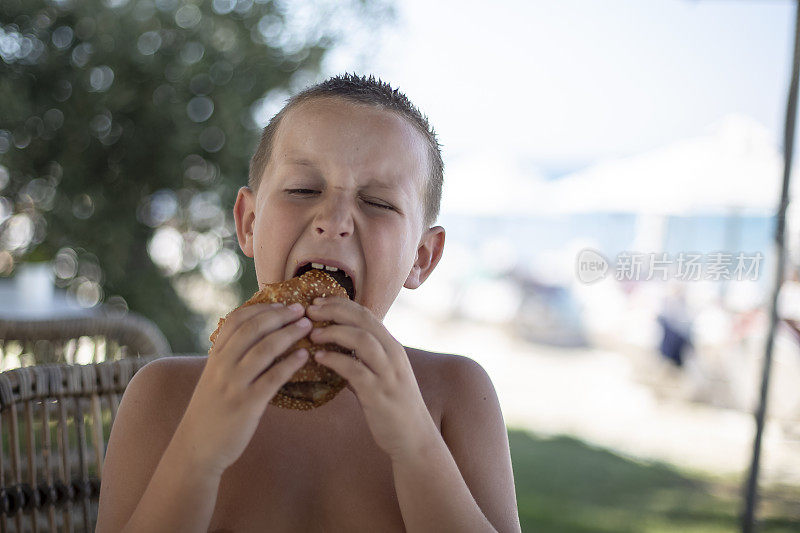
[
  {"xmin": 176, "ymin": 303, "xmax": 312, "ymax": 475},
  {"xmin": 306, "ymin": 298, "xmax": 439, "ymax": 461}
]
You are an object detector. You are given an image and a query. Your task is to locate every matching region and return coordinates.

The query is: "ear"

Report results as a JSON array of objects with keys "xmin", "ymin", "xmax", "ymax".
[
  {"xmin": 404, "ymin": 226, "xmax": 445, "ymax": 290},
  {"xmin": 233, "ymin": 186, "xmax": 256, "ymax": 258}
]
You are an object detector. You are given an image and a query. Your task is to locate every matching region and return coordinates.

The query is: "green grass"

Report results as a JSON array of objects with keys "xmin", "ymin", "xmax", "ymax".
[{"xmin": 509, "ymin": 429, "xmax": 800, "ymax": 533}]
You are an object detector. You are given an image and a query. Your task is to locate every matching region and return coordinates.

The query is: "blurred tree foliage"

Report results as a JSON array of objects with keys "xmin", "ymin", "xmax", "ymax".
[{"xmin": 0, "ymin": 0, "xmax": 392, "ymax": 353}]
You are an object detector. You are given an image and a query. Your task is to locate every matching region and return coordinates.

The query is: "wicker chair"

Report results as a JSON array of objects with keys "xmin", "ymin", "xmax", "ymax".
[
  {"xmin": 0, "ymin": 356, "xmax": 165, "ymax": 532},
  {"xmin": 0, "ymin": 313, "xmax": 171, "ymax": 369},
  {"xmin": 0, "ymin": 311, "xmax": 175, "ymax": 531}
]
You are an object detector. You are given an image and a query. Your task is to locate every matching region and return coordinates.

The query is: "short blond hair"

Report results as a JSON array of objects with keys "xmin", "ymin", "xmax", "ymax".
[{"xmin": 248, "ymin": 73, "xmax": 443, "ymax": 228}]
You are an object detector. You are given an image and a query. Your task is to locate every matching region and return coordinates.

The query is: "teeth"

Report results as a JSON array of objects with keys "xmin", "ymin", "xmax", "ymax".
[{"xmin": 309, "ymin": 262, "xmax": 340, "ymax": 272}]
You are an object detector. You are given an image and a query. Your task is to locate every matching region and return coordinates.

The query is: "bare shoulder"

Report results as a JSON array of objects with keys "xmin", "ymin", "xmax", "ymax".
[
  {"xmin": 134, "ymin": 355, "xmax": 207, "ymax": 394},
  {"xmin": 404, "ymin": 347, "xmax": 493, "ymax": 405},
  {"xmin": 404, "ymin": 345, "xmax": 478, "ymax": 373},
  {"xmin": 404, "ymin": 347, "xmax": 493, "ymax": 422},
  {"xmin": 405, "ymin": 347, "xmax": 520, "ymax": 532},
  {"xmin": 96, "ymin": 355, "xmax": 206, "ymax": 531},
  {"xmin": 136, "ymin": 353, "xmax": 208, "ymax": 381},
  {"xmin": 124, "ymin": 355, "xmax": 206, "ymax": 422},
  {"xmin": 105, "ymin": 353, "xmax": 207, "ymax": 457}
]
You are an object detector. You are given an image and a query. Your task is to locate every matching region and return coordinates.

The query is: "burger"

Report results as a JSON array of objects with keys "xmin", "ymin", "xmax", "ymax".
[{"xmin": 209, "ymin": 268, "xmax": 355, "ymax": 410}]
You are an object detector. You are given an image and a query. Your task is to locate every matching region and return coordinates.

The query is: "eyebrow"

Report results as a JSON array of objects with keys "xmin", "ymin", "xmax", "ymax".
[
  {"xmin": 284, "ymin": 157, "xmax": 398, "ymax": 190},
  {"xmin": 286, "ymin": 157, "xmax": 317, "ymax": 168}
]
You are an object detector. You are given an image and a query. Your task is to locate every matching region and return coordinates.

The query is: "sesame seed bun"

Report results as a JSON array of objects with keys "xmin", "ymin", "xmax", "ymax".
[{"xmin": 209, "ymin": 269, "xmax": 353, "ymax": 410}]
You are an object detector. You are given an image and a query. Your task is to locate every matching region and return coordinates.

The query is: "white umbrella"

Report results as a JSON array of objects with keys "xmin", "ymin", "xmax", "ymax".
[{"xmin": 545, "ymin": 114, "xmax": 792, "ymax": 216}]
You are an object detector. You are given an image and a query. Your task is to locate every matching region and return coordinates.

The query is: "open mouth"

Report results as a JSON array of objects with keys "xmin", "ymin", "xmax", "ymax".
[{"xmin": 294, "ymin": 262, "xmax": 356, "ymax": 300}]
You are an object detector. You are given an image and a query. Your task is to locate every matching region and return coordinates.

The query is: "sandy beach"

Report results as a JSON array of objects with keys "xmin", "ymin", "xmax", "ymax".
[{"xmin": 385, "ymin": 296, "xmax": 800, "ymax": 487}]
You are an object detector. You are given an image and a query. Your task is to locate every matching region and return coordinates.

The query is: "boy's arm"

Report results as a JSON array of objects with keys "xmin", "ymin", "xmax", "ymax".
[
  {"xmin": 391, "ymin": 355, "xmax": 521, "ymax": 533},
  {"xmin": 96, "ymin": 358, "xmax": 222, "ymax": 533},
  {"xmin": 97, "ymin": 303, "xmax": 312, "ymax": 532}
]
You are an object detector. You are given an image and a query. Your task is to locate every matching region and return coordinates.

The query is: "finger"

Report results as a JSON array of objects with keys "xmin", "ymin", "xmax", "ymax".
[
  {"xmin": 211, "ymin": 303, "xmax": 280, "ymax": 353},
  {"xmin": 211, "ymin": 302, "xmax": 282, "ymax": 354},
  {"xmin": 251, "ymin": 348, "xmax": 309, "ymax": 397},
  {"xmin": 314, "ymin": 350, "xmax": 374, "ymax": 392},
  {"xmin": 214, "ymin": 303, "xmax": 305, "ymax": 366},
  {"xmin": 307, "ymin": 299, "xmax": 397, "ymax": 349},
  {"xmin": 236, "ymin": 316, "xmax": 313, "ymax": 378},
  {"xmin": 309, "ymin": 324, "xmax": 387, "ymax": 376}
]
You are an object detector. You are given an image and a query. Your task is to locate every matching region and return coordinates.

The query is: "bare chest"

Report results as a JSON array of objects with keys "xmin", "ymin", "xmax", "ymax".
[{"xmin": 207, "ymin": 390, "xmax": 442, "ymax": 532}]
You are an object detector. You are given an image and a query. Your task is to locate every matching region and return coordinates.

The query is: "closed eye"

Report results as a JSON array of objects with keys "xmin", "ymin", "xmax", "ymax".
[
  {"xmin": 286, "ymin": 189, "xmax": 394, "ymax": 210},
  {"xmin": 363, "ymin": 198, "xmax": 394, "ymax": 210}
]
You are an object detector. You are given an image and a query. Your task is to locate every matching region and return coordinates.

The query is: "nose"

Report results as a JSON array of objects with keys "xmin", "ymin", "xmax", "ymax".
[{"xmin": 313, "ymin": 193, "xmax": 353, "ymax": 239}]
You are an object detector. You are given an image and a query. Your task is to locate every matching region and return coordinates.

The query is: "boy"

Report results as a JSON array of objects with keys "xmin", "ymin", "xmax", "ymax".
[{"xmin": 96, "ymin": 74, "xmax": 520, "ymax": 532}]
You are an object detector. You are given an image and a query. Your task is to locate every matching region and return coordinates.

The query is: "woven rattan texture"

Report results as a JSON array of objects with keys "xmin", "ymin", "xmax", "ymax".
[
  {"xmin": 0, "ymin": 313, "xmax": 171, "ymax": 369},
  {"xmin": 0, "ymin": 356, "xmax": 171, "ymax": 532},
  {"xmin": 0, "ymin": 311, "xmax": 175, "ymax": 531}
]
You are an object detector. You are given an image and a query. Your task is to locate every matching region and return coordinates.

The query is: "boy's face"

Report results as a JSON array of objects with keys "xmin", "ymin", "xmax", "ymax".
[{"xmin": 234, "ymin": 97, "xmax": 444, "ymax": 320}]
